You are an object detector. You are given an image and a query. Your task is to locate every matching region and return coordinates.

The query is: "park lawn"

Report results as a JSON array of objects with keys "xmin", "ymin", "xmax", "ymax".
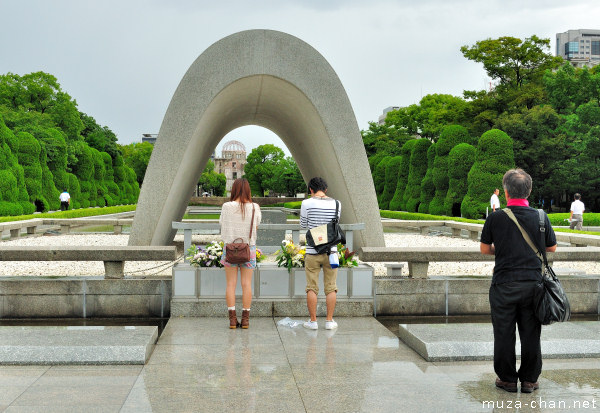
[{"xmin": 0, "ymin": 205, "xmax": 137, "ymax": 223}]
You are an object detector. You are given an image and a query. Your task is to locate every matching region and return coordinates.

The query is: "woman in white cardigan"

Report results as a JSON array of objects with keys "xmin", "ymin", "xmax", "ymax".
[{"xmin": 219, "ymin": 178, "xmax": 261, "ymax": 329}]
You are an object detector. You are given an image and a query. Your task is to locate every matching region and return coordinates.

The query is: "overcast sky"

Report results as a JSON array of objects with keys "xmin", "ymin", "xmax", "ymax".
[{"xmin": 2, "ymin": 0, "xmax": 599, "ymax": 156}]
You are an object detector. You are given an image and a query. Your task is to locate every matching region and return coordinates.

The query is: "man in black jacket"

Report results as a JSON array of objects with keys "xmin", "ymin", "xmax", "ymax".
[{"xmin": 480, "ymin": 169, "xmax": 557, "ymax": 394}]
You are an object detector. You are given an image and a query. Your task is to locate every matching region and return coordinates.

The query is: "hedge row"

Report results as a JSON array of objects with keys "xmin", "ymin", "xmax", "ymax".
[
  {"xmin": 0, "ymin": 204, "xmax": 137, "ymax": 223},
  {"xmin": 0, "ymin": 116, "xmax": 139, "ymax": 216},
  {"xmin": 373, "ymin": 126, "xmax": 516, "ymax": 219}
]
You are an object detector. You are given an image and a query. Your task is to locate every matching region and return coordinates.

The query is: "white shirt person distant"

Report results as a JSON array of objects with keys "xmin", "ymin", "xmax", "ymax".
[
  {"xmin": 569, "ymin": 193, "xmax": 585, "ymax": 230},
  {"xmin": 59, "ymin": 190, "xmax": 71, "ymax": 211},
  {"xmin": 490, "ymin": 188, "xmax": 501, "ymax": 212}
]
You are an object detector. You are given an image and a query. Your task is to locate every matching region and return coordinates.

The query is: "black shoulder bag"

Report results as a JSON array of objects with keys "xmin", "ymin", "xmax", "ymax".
[
  {"xmin": 503, "ymin": 208, "xmax": 570, "ymax": 325},
  {"xmin": 305, "ymin": 200, "xmax": 346, "ymax": 255}
]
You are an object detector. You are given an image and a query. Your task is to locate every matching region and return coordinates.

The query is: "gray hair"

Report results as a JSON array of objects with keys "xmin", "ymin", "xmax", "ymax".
[{"xmin": 502, "ymin": 169, "xmax": 532, "ymax": 199}]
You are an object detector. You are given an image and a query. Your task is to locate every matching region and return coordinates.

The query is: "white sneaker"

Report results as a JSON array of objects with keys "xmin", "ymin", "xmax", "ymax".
[
  {"xmin": 325, "ymin": 319, "xmax": 338, "ymax": 330},
  {"xmin": 303, "ymin": 320, "xmax": 318, "ymax": 330}
]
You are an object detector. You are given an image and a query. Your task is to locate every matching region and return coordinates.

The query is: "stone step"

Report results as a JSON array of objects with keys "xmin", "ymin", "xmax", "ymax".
[
  {"xmin": 0, "ymin": 326, "xmax": 158, "ymax": 365},
  {"xmin": 398, "ymin": 321, "xmax": 600, "ymax": 361}
]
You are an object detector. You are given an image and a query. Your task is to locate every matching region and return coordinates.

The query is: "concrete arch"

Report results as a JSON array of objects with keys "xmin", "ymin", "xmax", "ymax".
[{"xmin": 129, "ymin": 29, "xmax": 384, "ymax": 249}]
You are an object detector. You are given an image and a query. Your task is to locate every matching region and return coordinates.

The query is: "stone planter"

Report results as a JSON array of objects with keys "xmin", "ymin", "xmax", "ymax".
[
  {"xmin": 198, "ymin": 267, "xmax": 246, "ymax": 297},
  {"xmin": 257, "ymin": 264, "xmax": 291, "ymax": 297},
  {"xmin": 172, "ymin": 264, "xmax": 197, "ymax": 298},
  {"xmin": 349, "ymin": 264, "xmax": 374, "ymax": 297}
]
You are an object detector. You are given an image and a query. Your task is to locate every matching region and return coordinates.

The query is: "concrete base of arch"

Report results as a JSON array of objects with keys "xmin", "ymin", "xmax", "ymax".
[{"xmin": 129, "ymin": 29, "xmax": 384, "ymax": 250}]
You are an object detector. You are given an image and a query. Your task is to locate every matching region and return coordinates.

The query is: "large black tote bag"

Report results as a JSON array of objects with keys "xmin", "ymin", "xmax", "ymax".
[{"xmin": 305, "ymin": 200, "xmax": 346, "ymax": 255}]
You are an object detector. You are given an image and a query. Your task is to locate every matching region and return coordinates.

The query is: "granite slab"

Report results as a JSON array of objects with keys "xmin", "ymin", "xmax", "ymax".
[
  {"xmin": 398, "ymin": 321, "xmax": 600, "ymax": 361},
  {"xmin": 0, "ymin": 326, "xmax": 158, "ymax": 365}
]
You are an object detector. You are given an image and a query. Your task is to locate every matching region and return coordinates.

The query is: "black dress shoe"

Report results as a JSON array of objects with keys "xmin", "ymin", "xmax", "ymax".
[
  {"xmin": 495, "ymin": 378, "xmax": 517, "ymax": 392},
  {"xmin": 521, "ymin": 381, "xmax": 539, "ymax": 393}
]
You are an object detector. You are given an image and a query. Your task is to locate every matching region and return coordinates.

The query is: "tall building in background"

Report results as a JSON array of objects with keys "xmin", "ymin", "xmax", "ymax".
[
  {"xmin": 378, "ymin": 106, "xmax": 400, "ymax": 125},
  {"xmin": 213, "ymin": 140, "xmax": 247, "ymax": 192},
  {"xmin": 556, "ymin": 29, "xmax": 600, "ymax": 67}
]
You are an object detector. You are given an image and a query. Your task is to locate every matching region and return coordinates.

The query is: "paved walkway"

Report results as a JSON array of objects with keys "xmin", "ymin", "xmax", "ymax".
[{"xmin": 0, "ymin": 317, "xmax": 598, "ymax": 412}]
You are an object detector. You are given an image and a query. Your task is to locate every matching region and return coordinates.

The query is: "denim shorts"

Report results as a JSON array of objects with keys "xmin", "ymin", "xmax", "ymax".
[{"xmin": 220, "ymin": 245, "xmax": 257, "ymax": 269}]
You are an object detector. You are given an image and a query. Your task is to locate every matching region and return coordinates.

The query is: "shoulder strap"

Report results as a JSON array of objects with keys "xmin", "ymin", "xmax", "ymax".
[
  {"xmin": 248, "ymin": 204, "xmax": 255, "ymax": 240},
  {"xmin": 503, "ymin": 208, "xmax": 543, "ymax": 262},
  {"xmin": 334, "ymin": 200, "xmax": 339, "ymax": 222}
]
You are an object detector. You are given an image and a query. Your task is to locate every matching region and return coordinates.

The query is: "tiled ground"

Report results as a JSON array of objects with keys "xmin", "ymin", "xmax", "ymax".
[{"xmin": 0, "ymin": 317, "xmax": 598, "ymax": 412}]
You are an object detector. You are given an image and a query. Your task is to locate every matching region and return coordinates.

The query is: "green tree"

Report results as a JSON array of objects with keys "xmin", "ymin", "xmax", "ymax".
[
  {"xmin": 271, "ymin": 157, "xmax": 305, "ymax": 196},
  {"xmin": 461, "ymin": 129, "xmax": 515, "ymax": 219},
  {"xmin": 444, "ymin": 143, "xmax": 476, "ymax": 216},
  {"xmin": 197, "ymin": 160, "xmax": 226, "ymax": 197},
  {"xmin": 244, "ymin": 144, "xmax": 285, "ymax": 196},
  {"xmin": 461, "ymin": 35, "xmax": 562, "ymax": 90},
  {"xmin": 404, "ymin": 138, "xmax": 432, "ymax": 212},
  {"xmin": 119, "ymin": 142, "xmax": 154, "ymax": 187}
]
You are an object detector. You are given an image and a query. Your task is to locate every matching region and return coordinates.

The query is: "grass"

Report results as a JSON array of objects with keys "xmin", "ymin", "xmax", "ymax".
[
  {"xmin": 0, "ymin": 205, "xmax": 137, "ymax": 223},
  {"xmin": 183, "ymin": 213, "xmax": 221, "ymax": 220},
  {"xmin": 379, "ymin": 210, "xmax": 484, "ymax": 224}
]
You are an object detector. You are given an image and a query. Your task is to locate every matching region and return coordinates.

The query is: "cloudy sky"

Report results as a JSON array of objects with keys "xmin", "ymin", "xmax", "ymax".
[{"xmin": 1, "ymin": 0, "xmax": 599, "ymax": 155}]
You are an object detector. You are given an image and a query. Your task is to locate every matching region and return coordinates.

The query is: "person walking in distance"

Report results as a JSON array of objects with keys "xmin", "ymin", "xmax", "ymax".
[
  {"xmin": 490, "ymin": 188, "xmax": 500, "ymax": 212},
  {"xmin": 219, "ymin": 178, "xmax": 261, "ymax": 329},
  {"xmin": 480, "ymin": 169, "xmax": 557, "ymax": 394},
  {"xmin": 300, "ymin": 177, "xmax": 340, "ymax": 331},
  {"xmin": 59, "ymin": 190, "xmax": 70, "ymax": 211},
  {"xmin": 569, "ymin": 193, "xmax": 585, "ymax": 231}
]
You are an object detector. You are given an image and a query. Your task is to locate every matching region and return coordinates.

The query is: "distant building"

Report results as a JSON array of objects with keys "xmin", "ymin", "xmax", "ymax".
[
  {"xmin": 556, "ymin": 29, "xmax": 600, "ymax": 68},
  {"xmin": 213, "ymin": 140, "xmax": 247, "ymax": 192},
  {"xmin": 378, "ymin": 106, "xmax": 400, "ymax": 125},
  {"xmin": 141, "ymin": 133, "xmax": 158, "ymax": 144}
]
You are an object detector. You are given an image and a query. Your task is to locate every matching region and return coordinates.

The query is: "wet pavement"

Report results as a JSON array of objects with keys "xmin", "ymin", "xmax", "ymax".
[{"xmin": 0, "ymin": 317, "xmax": 598, "ymax": 412}]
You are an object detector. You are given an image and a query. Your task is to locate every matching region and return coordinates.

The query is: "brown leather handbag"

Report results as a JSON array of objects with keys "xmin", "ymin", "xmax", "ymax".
[{"xmin": 225, "ymin": 205, "xmax": 255, "ymax": 264}]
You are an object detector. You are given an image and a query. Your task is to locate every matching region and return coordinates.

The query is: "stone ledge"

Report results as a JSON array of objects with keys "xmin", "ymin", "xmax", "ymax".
[{"xmin": 0, "ymin": 325, "xmax": 158, "ymax": 365}]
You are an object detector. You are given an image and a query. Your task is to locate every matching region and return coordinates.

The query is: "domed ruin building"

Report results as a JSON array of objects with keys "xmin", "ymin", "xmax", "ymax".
[{"xmin": 213, "ymin": 140, "xmax": 247, "ymax": 192}]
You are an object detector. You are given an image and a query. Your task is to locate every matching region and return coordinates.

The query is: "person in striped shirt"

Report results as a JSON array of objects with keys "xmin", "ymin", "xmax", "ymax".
[{"xmin": 300, "ymin": 177, "xmax": 340, "ymax": 331}]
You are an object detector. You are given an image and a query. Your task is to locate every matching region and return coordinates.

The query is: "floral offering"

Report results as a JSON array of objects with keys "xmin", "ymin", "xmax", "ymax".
[
  {"xmin": 186, "ymin": 241, "xmax": 224, "ymax": 268},
  {"xmin": 276, "ymin": 240, "xmax": 306, "ymax": 272},
  {"xmin": 256, "ymin": 248, "xmax": 266, "ymax": 263},
  {"xmin": 337, "ymin": 243, "xmax": 359, "ymax": 267}
]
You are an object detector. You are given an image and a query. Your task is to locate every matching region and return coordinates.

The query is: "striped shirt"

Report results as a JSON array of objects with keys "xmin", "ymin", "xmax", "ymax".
[{"xmin": 300, "ymin": 197, "xmax": 341, "ymax": 254}]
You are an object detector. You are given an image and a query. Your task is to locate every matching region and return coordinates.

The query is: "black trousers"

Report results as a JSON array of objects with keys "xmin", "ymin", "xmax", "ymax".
[
  {"xmin": 60, "ymin": 201, "xmax": 69, "ymax": 211},
  {"xmin": 489, "ymin": 280, "xmax": 542, "ymax": 383}
]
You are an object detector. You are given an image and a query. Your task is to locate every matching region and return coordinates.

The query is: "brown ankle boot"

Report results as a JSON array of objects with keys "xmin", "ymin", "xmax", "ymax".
[
  {"xmin": 241, "ymin": 310, "xmax": 250, "ymax": 329},
  {"xmin": 228, "ymin": 310, "xmax": 239, "ymax": 329}
]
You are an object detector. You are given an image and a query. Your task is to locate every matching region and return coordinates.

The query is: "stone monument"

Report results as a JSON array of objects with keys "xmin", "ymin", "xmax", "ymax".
[{"xmin": 129, "ymin": 29, "xmax": 384, "ymax": 250}]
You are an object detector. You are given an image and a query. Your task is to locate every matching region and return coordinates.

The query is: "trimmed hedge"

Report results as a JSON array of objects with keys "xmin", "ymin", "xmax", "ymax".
[
  {"xmin": 429, "ymin": 125, "xmax": 472, "ymax": 215},
  {"xmin": 373, "ymin": 156, "xmax": 392, "ymax": 207},
  {"xmin": 0, "ymin": 204, "xmax": 137, "ymax": 223},
  {"xmin": 389, "ymin": 139, "xmax": 417, "ymax": 210},
  {"xmin": 404, "ymin": 138, "xmax": 432, "ymax": 212},
  {"xmin": 380, "ymin": 156, "xmax": 402, "ymax": 210},
  {"xmin": 547, "ymin": 212, "xmax": 600, "ymax": 227},
  {"xmin": 380, "ymin": 209, "xmax": 484, "ymax": 224},
  {"xmin": 418, "ymin": 143, "xmax": 437, "ymax": 214},
  {"xmin": 461, "ymin": 129, "xmax": 514, "ymax": 219},
  {"xmin": 444, "ymin": 143, "xmax": 476, "ymax": 216}
]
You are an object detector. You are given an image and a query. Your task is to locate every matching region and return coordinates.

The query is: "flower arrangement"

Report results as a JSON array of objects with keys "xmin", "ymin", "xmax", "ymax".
[
  {"xmin": 256, "ymin": 248, "xmax": 266, "ymax": 263},
  {"xmin": 337, "ymin": 243, "xmax": 359, "ymax": 268},
  {"xmin": 186, "ymin": 241, "xmax": 224, "ymax": 268},
  {"xmin": 275, "ymin": 240, "xmax": 306, "ymax": 272}
]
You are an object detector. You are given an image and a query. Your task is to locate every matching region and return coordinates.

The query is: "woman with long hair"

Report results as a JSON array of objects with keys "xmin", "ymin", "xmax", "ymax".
[{"xmin": 219, "ymin": 178, "xmax": 261, "ymax": 329}]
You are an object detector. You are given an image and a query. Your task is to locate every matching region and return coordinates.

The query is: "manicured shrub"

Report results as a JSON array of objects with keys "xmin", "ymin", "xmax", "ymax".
[
  {"xmin": 418, "ymin": 144, "xmax": 437, "ymax": 213},
  {"xmin": 404, "ymin": 138, "xmax": 432, "ymax": 212},
  {"xmin": 461, "ymin": 129, "xmax": 514, "ymax": 219},
  {"xmin": 16, "ymin": 131, "xmax": 46, "ymax": 211},
  {"xmin": 39, "ymin": 143, "xmax": 60, "ymax": 211},
  {"xmin": 368, "ymin": 152, "xmax": 387, "ymax": 172},
  {"xmin": 380, "ymin": 156, "xmax": 402, "ymax": 210},
  {"xmin": 444, "ymin": 143, "xmax": 476, "ymax": 216},
  {"xmin": 373, "ymin": 156, "xmax": 392, "ymax": 206},
  {"xmin": 429, "ymin": 125, "xmax": 472, "ymax": 215},
  {"xmin": 67, "ymin": 172, "xmax": 81, "ymax": 209},
  {"xmin": 389, "ymin": 139, "xmax": 417, "ymax": 211}
]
